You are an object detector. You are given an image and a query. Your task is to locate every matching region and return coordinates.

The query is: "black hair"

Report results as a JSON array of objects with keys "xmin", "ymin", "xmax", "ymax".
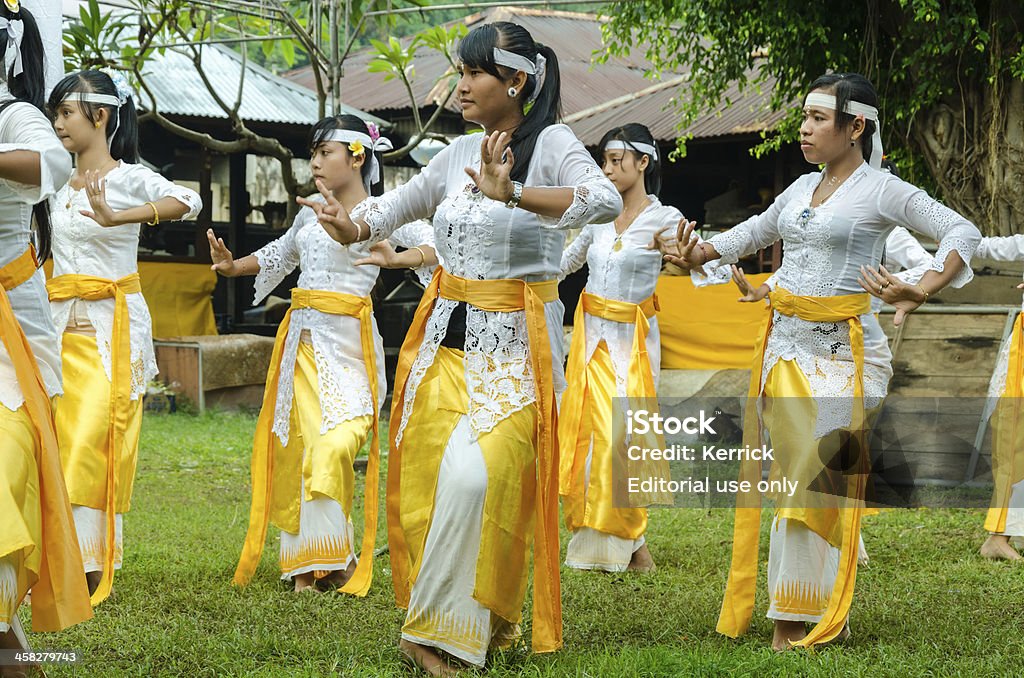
[
  {"xmin": 308, "ymin": 113, "xmax": 381, "ymax": 195},
  {"xmin": 48, "ymin": 70, "xmax": 140, "ymax": 163},
  {"xmin": 0, "ymin": 4, "xmax": 51, "ymax": 262},
  {"xmin": 458, "ymin": 21, "xmax": 561, "ymax": 184},
  {"xmin": 597, "ymin": 123, "xmax": 662, "ymax": 196},
  {"xmin": 806, "ymin": 73, "xmax": 878, "ymax": 165}
]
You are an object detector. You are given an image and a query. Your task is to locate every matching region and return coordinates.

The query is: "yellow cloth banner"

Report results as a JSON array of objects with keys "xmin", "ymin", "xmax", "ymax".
[
  {"xmin": 388, "ymin": 268, "xmax": 563, "ymax": 655},
  {"xmin": 0, "ymin": 248, "xmax": 92, "ymax": 631},
  {"xmin": 233, "ymin": 288, "xmax": 381, "ymax": 598},
  {"xmin": 655, "ymin": 273, "xmax": 771, "ymax": 369},
  {"xmin": 44, "ymin": 260, "xmax": 217, "ymax": 338}
]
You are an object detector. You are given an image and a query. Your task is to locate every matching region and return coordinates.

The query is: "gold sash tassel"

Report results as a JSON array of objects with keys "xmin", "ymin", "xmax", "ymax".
[
  {"xmin": 232, "ymin": 288, "xmax": 381, "ymax": 597},
  {"xmin": 716, "ymin": 287, "xmax": 871, "ymax": 647},
  {"xmin": 47, "ymin": 272, "xmax": 141, "ymax": 607},
  {"xmin": 2, "ymin": 249, "xmax": 92, "ymax": 630},
  {"xmin": 387, "ymin": 268, "xmax": 563, "ymax": 654}
]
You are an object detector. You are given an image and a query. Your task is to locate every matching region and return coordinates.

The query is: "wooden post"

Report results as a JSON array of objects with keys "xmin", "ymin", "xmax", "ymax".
[{"xmin": 229, "ymin": 152, "xmax": 248, "ymax": 328}]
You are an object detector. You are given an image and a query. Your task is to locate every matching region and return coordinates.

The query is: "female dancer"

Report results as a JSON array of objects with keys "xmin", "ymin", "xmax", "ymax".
[
  {"xmin": 668, "ymin": 73, "xmax": 980, "ymax": 650},
  {"xmin": 558, "ymin": 123, "xmax": 679, "ymax": 573},
  {"xmin": 47, "ymin": 69, "xmax": 202, "ymax": 604},
  {"xmin": 973, "ymin": 235, "xmax": 1024, "ymax": 561},
  {"xmin": 304, "ymin": 21, "xmax": 621, "ymax": 674},
  {"xmin": 228, "ymin": 114, "xmax": 435, "ymax": 594},
  {"xmin": 0, "ymin": 0, "xmax": 92, "ymax": 658}
]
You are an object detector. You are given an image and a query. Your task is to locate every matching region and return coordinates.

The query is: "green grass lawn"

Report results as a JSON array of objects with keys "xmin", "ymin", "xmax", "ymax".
[{"xmin": 24, "ymin": 410, "xmax": 1024, "ymax": 676}]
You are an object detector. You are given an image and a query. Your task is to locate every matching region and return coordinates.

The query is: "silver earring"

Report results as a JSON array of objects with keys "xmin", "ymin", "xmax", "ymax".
[
  {"xmin": 850, "ymin": 140, "xmax": 855, "ymax": 146},
  {"xmin": 507, "ymin": 87, "xmax": 518, "ymax": 98}
]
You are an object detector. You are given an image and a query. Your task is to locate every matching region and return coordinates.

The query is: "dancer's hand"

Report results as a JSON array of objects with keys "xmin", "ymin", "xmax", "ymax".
[
  {"xmin": 859, "ymin": 264, "xmax": 921, "ymax": 326},
  {"xmin": 465, "ymin": 131, "xmax": 515, "ymax": 203},
  {"xmin": 646, "ymin": 225, "xmax": 679, "ymax": 255},
  {"xmin": 297, "ymin": 179, "xmax": 362, "ymax": 244},
  {"xmin": 80, "ymin": 170, "xmax": 121, "ymax": 227},
  {"xmin": 732, "ymin": 265, "xmax": 769, "ymax": 303},
  {"xmin": 207, "ymin": 229, "xmax": 237, "ymax": 276},
  {"xmin": 663, "ymin": 218, "xmax": 705, "ymax": 275},
  {"xmin": 354, "ymin": 241, "xmax": 403, "ymax": 268}
]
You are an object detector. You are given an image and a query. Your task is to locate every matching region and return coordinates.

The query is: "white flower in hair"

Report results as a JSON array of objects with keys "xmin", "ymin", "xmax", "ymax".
[{"xmin": 102, "ymin": 68, "xmax": 135, "ymax": 105}]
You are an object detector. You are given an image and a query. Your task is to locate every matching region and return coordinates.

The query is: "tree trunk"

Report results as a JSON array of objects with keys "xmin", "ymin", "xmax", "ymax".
[{"xmin": 910, "ymin": 6, "xmax": 1024, "ymax": 236}]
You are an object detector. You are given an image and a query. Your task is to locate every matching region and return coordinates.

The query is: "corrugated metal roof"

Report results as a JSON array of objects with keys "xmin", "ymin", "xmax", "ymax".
[
  {"xmin": 285, "ymin": 6, "xmax": 653, "ymax": 117},
  {"xmin": 283, "ymin": 6, "xmax": 783, "ymax": 142},
  {"xmin": 138, "ymin": 44, "xmax": 384, "ymax": 127},
  {"xmin": 567, "ymin": 75, "xmax": 792, "ymax": 145}
]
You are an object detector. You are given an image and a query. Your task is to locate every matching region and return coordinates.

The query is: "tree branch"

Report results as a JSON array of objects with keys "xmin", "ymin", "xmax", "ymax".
[{"xmin": 385, "ymin": 82, "xmax": 457, "ymax": 160}]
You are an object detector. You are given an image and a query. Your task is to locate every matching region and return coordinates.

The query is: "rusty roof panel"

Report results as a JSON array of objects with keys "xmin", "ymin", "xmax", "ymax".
[{"xmin": 284, "ymin": 6, "xmax": 785, "ymax": 141}]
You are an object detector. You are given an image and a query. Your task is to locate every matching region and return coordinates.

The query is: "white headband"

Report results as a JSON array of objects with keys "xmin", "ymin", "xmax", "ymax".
[
  {"xmin": 0, "ymin": 18, "xmax": 24, "ymax": 78},
  {"xmin": 322, "ymin": 129, "xmax": 394, "ymax": 187},
  {"xmin": 604, "ymin": 139, "xmax": 659, "ymax": 162},
  {"xmin": 62, "ymin": 91, "xmax": 124, "ymax": 149},
  {"xmin": 62, "ymin": 91, "xmax": 120, "ymax": 107},
  {"xmin": 804, "ymin": 91, "xmax": 883, "ymax": 169},
  {"xmin": 492, "ymin": 47, "xmax": 546, "ymax": 106}
]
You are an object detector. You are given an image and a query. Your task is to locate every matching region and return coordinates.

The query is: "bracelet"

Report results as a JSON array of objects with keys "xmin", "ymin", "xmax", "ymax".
[
  {"xmin": 145, "ymin": 201, "xmax": 160, "ymax": 226},
  {"xmin": 409, "ymin": 246, "xmax": 427, "ymax": 270},
  {"xmin": 505, "ymin": 181, "xmax": 524, "ymax": 209},
  {"xmin": 917, "ymin": 283, "xmax": 930, "ymax": 303},
  {"xmin": 355, "ymin": 220, "xmax": 366, "ymax": 242}
]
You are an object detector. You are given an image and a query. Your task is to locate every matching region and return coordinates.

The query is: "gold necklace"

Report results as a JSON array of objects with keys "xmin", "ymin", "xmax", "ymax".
[
  {"xmin": 813, "ymin": 170, "xmax": 848, "ymax": 207},
  {"xmin": 613, "ymin": 199, "xmax": 649, "ymax": 250}
]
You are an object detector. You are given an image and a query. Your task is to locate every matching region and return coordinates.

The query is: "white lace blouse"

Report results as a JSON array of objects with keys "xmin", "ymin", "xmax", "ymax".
[
  {"xmin": 0, "ymin": 102, "xmax": 72, "ymax": 411},
  {"xmin": 765, "ymin": 225, "xmax": 935, "ymax": 313},
  {"xmin": 50, "ymin": 163, "xmax": 202, "ymax": 400},
  {"xmin": 975, "ymin": 235, "xmax": 1024, "ymax": 401},
  {"xmin": 361, "ymin": 124, "xmax": 622, "ymax": 444},
  {"xmin": 559, "ymin": 197, "xmax": 678, "ymax": 395},
  {"xmin": 252, "ymin": 200, "xmax": 434, "ymax": 444},
  {"xmin": 708, "ymin": 162, "xmax": 981, "ymax": 437}
]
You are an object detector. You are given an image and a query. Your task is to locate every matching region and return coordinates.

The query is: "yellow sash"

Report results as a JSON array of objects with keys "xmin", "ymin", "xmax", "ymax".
[
  {"xmin": 985, "ymin": 312, "xmax": 1024, "ymax": 533},
  {"xmin": 387, "ymin": 267, "xmax": 562, "ymax": 654},
  {"xmin": 559, "ymin": 291, "xmax": 663, "ymax": 512},
  {"xmin": 46, "ymin": 272, "xmax": 141, "ymax": 606},
  {"xmin": 716, "ymin": 287, "xmax": 871, "ymax": 647},
  {"xmin": 232, "ymin": 288, "xmax": 381, "ymax": 597},
  {"xmin": 1, "ymin": 249, "xmax": 92, "ymax": 630}
]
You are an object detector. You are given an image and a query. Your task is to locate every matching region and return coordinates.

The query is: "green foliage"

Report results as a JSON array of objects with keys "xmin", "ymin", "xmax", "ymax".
[
  {"xmin": 62, "ymin": 0, "xmax": 131, "ymax": 70},
  {"xmin": 367, "ymin": 23, "xmax": 465, "ymax": 87},
  {"xmin": 600, "ymin": 0, "xmax": 1023, "ymax": 185}
]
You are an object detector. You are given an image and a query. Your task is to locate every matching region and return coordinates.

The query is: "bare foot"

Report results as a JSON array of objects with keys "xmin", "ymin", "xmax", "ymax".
[
  {"xmin": 293, "ymin": 572, "xmax": 319, "ymax": 593},
  {"xmin": 627, "ymin": 544, "xmax": 656, "ymax": 573},
  {"xmin": 0, "ymin": 626, "xmax": 33, "ymax": 678},
  {"xmin": 857, "ymin": 538, "xmax": 869, "ymax": 566},
  {"xmin": 315, "ymin": 560, "xmax": 358, "ymax": 592},
  {"xmin": 398, "ymin": 639, "xmax": 459, "ymax": 676},
  {"xmin": 771, "ymin": 620, "xmax": 807, "ymax": 652},
  {"xmin": 981, "ymin": 534, "xmax": 1022, "ymax": 561}
]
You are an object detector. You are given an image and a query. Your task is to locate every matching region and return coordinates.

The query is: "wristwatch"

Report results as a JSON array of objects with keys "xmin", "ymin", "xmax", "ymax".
[{"xmin": 505, "ymin": 181, "xmax": 524, "ymax": 209}]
